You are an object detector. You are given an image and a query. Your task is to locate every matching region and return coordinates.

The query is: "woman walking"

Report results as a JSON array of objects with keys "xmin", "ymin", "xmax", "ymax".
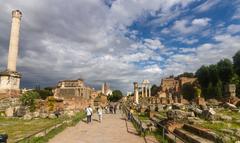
[{"xmin": 97, "ymin": 106, "xmax": 103, "ymax": 123}]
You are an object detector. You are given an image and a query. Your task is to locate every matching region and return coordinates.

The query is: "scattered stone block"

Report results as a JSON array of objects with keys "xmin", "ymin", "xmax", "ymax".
[
  {"xmin": 49, "ymin": 113, "xmax": 57, "ymax": 119},
  {"xmin": 202, "ymin": 108, "xmax": 216, "ymax": 120},
  {"xmin": 23, "ymin": 113, "xmax": 33, "ymax": 120},
  {"xmin": 5, "ymin": 107, "xmax": 14, "ymax": 117},
  {"xmin": 220, "ymin": 115, "xmax": 232, "ymax": 121},
  {"xmin": 220, "ymin": 129, "xmax": 234, "ymax": 135},
  {"xmin": 167, "ymin": 110, "xmax": 194, "ymax": 121},
  {"xmin": 223, "ymin": 102, "xmax": 237, "ymax": 109}
]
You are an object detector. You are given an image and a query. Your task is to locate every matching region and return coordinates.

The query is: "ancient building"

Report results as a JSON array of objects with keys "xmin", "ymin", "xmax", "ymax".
[
  {"xmin": 101, "ymin": 82, "xmax": 112, "ymax": 96},
  {"xmin": 53, "ymin": 79, "xmax": 96, "ymax": 110},
  {"xmin": 160, "ymin": 77, "xmax": 197, "ymax": 93},
  {"xmin": 157, "ymin": 76, "xmax": 197, "ymax": 104},
  {"xmin": 0, "ymin": 10, "xmax": 22, "ymax": 98},
  {"xmin": 54, "ymin": 79, "xmax": 94, "ymax": 100}
]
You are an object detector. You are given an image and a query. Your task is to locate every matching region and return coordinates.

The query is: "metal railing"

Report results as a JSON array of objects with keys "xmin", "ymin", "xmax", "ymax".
[
  {"xmin": 15, "ymin": 123, "xmax": 63, "ymax": 143},
  {"xmin": 122, "ymin": 104, "xmax": 147, "ymax": 136},
  {"xmin": 122, "ymin": 103, "xmax": 186, "ymax": 143},
  {"xmin": 150, "ymin": 117, "xmax": 186, "ymax": 143}
]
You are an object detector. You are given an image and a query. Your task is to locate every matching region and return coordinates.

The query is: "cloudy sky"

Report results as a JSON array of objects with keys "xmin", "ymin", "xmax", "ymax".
[{"xmin": 0, "ymin": 0, "xmax": 240, "ymax": 92}]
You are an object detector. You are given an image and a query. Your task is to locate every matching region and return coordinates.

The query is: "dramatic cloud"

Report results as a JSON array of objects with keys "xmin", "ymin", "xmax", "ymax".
[{"xmin": 0, "ymin": 0, "xmax": 239, "ymax": 93}]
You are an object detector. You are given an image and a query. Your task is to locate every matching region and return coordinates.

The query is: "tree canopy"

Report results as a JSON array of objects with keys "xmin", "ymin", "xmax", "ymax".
[
  {"xmin": 233, "ymin": 50, "xmax": 240, "ymax": 77},
  {"xmin": 107, "ymin": 90, "xmax": 123, "ymax": 102}
]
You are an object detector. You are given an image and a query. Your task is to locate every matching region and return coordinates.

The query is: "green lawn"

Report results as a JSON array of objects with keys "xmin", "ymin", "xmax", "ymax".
[{"xmin": 0, "ymin": 117, "xmax": 63, "ymax": 143}]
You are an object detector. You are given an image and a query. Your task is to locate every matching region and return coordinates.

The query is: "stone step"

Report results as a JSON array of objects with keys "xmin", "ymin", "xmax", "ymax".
[
  {"xmin": 182, "ymin": 124, "xmax": 218, "ymax": 142},
  {"xmin": 174, "ymin": 129, "xmax": 214, "ymax": 143},
  {"xmin": 165, "ymin": 133, "xmax": 184, "ymax": 143}
]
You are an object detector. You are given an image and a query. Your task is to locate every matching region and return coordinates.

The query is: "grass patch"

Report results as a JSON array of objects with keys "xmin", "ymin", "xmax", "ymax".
[
  {"xmin": 152, "ymin": 129, "xmax": 168, "ymax": 143},
  {"xmin": 18, "ymin": 112, "xmax": 86, "ymax": 143},
  {"xmin": 0, "ymin": 117, "xmax": 63, "ymax": 143},
  {"xmin": 0, "ymin": 112, "xmax": 86, "ymax": 143}
]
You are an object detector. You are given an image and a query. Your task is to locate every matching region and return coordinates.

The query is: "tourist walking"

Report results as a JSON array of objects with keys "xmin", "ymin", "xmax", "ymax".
[
  {"xmin": 113, "ymin": 105, "xmax": 117, "ymax": 114},
  {"xmin": 97, "ymin": 107, "xmax": 103, "ymax": 123},
  {"xmin": 86, "ymin": 105, "xmax": 93, "ymax": 124}
]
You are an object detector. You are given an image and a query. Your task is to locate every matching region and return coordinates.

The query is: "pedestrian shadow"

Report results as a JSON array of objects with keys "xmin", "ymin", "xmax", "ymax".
[{"xmin": 124, "ymin": 119, "xmax": 139, "ymax": 136}]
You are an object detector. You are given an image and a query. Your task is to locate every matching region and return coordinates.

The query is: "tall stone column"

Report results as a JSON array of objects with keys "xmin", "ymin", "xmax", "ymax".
[
  {"xmin": 149, "ymin": 86, "xmax": 151, "ymax": 97},
  {"xmin": 145, "ymin": 86, "xmax": 148, "ymax": 97},
  {"xmin": 7, "ymin": 10, "xmax": 22, "ymax": 71},
  {"xmin": 141, "ymin": 86, "xmax": 144, "ymax": 98},
  {"xmin": 133, "ymin": 82, "xmax": 139, "ymax": 104}
]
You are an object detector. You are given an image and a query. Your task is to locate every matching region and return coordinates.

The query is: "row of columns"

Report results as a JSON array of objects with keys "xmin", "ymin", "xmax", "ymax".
[{"xmin": 133, "ymin": 81, "xmax": 151, "ymax": 104}]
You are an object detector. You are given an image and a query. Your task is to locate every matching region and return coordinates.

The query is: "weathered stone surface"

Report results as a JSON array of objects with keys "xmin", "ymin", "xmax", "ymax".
[
  {"xmin": 223, "ymin": 102, "xmax": 237, "ymax": 109},
  {"xmin": 15, "ymin": 106, "xmax": 26, "ymax": 117},
  {"xmin": 235, "ymin": 129, "xmax": 240, "ymax": 138},
  {"xmin": 5, "ymin": 107, "xmax": 14, "ymax": 117},
  {"xmin": 190, "ymin": 107, "xmax": 203, "ymax": 116},
  {"xmin": 167, "ymin": 110, "xmax": 194, "ymax": 121},
  {"xmin": 220, "ymin": 115, "xmax": 232, "ymax": 121},
  {"xmin": 65, "ymin": 110, "xmax": 75, "ymax": 117},
  {"xmin": 202, "ymin": 108, "xmax": 216, "ymax": 120},
  {"xmin": 33, "ymin": 111, "xmax": 40, "ymax": 118},
  {"xmin": 40, "ymin": 113, "xmax": 48, "ymax": 118},
  {"xmin": 207, "ymin": 99, "xmax": 220, "ymax": 106},
  {"xmin": 164, "ymin": 105, "xmax": 172, "ymax": 110},
  {"xmin": 23, "ymin": 113, "xmax": 33, "ymax": 120},
  {"xmin": 172, "ymin": 103, "xmax": 184, "ymax": 110},
  {"xmin": 220, "ymin": 129, "xmax": 234, "ymax": 135},
  {"xmin": 187, "ymin": 117, "xmax": 203, "ymax": 125},
  {"xmin": 200, "ymin": 104, "xmax": 208, "ymax": 110},
  {"xmin": 220, "ymin": 136, "xmax": 231, "ymax": 143},
  {"xmin": 49, "ymin": 113, "xmax": 57, "ymax": 119}
]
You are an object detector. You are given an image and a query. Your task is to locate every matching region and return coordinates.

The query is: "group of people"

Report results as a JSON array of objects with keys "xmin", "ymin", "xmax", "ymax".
[
  {"xmin": 85, "ymin": 104, "xmax": 120, "ymax": 124},
  {"xmin": 85, "ymin": 105, "xmax": 103, "ymax": 123},
  {"xmin": 105, "ymin": 104, "xmax": 118, "ymax": 114}
]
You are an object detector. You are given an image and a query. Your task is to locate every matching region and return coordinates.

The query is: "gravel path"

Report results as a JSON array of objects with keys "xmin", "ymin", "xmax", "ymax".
[{"xmin": 48, "ymin": 113, "xmax": 146, "ymax": 143}]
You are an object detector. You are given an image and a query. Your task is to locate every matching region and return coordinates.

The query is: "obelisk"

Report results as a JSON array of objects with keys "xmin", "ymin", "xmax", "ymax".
[{"xmin": 7, "ymin": 10, "xmax": 22, "ymax": 71}]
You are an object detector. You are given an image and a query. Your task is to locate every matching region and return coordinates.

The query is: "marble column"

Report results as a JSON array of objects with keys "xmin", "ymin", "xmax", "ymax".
[
  {"xmin": 133, "ymin": 82, "xmax": 139, "ymax": 104},
  {"xmin": 149, "ymin": 86, "xmax": 151, "ymax": 97},
  {"xmin": 145, "ymin": 86, "xmax": 148, "ymax": 97},
  {"xmin": 7, "ymin": 10, "xmax": 22, "ymax": 71}
]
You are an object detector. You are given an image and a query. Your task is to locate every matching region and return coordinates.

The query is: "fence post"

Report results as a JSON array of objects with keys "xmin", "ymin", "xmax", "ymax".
[{"xmin": 162, "ymin": 127, "xmax": 165, "ymax": 141}]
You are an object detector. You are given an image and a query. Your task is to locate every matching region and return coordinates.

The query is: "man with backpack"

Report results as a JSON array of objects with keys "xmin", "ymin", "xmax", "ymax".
[{"xmin": 86, "ymin": 105, "xmax": 93, "ymax": 124}]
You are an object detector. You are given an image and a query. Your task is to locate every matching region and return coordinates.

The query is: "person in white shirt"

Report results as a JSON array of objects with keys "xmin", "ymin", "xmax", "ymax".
[
  {"xmin": 97, "ymin": 107, "xmax": 103, "ymax": 123},
  {"xmin": 86, "ymin": 105, "xmax": 93, "ymax": 123}
]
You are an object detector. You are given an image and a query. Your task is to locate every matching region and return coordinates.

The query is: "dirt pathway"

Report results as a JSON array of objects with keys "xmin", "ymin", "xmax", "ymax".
[{"xmin": 49, "ymin": 113, "xmax": 147, "ymax": 143}]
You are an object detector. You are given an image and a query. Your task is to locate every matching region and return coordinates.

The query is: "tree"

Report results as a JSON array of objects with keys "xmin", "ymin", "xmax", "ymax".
[
  {"xmin": 35, "ymin": 89, "xmax": 53, "ymax": 100},
  {"xmin": 151, "ymin": 84, "xmax": 159, "ymax": 96},
  {"xmin": 208, "ymin": 64, "xmax": 219, "ymax": 86},
  {"xmin": 178, "ymin": 72, "xmax": 195, "ymax": 78},
  {"xmin": 20, "ymin": 91, "xmax": 40, "ymax": 112},
  {"xmin": 217, "ymin": 59, "xmax": 234, "ymax": 84},
  {"xmin": 195, "ymin": 66, "xmax": 210, "ymax": 88},
  {"xmin": 107, "ymin": 90, "xmax": 123, "ymax": 102},
  {"xmin": 181, "ymin": 83, "xmax": 195, "ymax": 100},
  {"xmin": 233, "ymin": 50, "xmax": 240, "ymax": 77}
]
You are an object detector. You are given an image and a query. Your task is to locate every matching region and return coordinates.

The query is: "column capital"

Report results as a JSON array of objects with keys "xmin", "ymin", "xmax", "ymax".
[{"xmin": 12, "ymin": 10, "xmax": 22, "ymax": 19}]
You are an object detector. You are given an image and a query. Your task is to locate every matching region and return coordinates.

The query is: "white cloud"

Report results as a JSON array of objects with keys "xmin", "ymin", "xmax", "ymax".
[
  {"xmin": 227, "ymin": 24, "xmax": 240, "ymax": 34},
  {"xmin": 171, "ymin": 17, "xmax": 211, "ymax": 34},
  {"xmin": 194, "ymin": 0, "xmax": 220, "ymax": 13},
  {"xmin": 144, "ymin": 39, "xmax": 165, "ymax": 50},
  {"xmin": 192, "ymin": 18, "xmax": 211, "ymax": 26}
]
